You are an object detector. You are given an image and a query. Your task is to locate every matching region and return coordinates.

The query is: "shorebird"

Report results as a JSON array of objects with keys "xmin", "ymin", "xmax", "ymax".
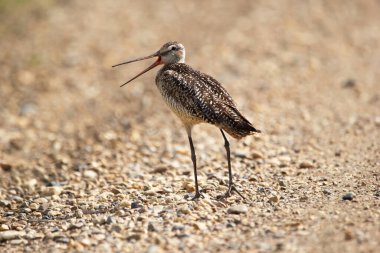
[{"xmin": 113, "ymin": 42, "xmax": 260, "ymax": 200}]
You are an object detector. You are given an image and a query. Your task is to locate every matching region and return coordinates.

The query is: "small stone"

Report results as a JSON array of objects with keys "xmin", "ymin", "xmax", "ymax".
[
  {"xmin": 0, "ymin": 163, "xmax": 12, "ymax": 171},
  {"xmin": 345, "ymin": 229, "xmax": 354, "ymax": 240},
  {"xmin": 0, "ymin": 224, "xmax": 10, "ymax": 231},
  {"xmin": 227, "ymin": 205, "xmax": 248, "ymax": 214},
  {"xmin": 374, "ymin": 116, "xmax": 380, "ymax": 127},
  {"xmin": 145, "ymin": 245, "xmax": 162, "ymax": 253},
  {"xmin": 0, "ymin": 200, "xmax": 11, "ymax": 208},
  {"xmin": 68, "ymin": 223, "xmax": 83, "ymax": 230},
  {"xmin": 110, "ymin": 188, "xmax": 122, "ymax": 194},
  {"xmin": 10, "ymin": 239, "xmax": 24, "ymax": 245},
  {"xmin": 34, "ymin": 198, "xmax": 48, "ymax": 204},
  {"xmin": 342, "ymin": 79, "xmax": 356, "ymax": 88},
  {"xmin": 182, "ymin": 181, "xmax": 195, "ymax": 193},
  {"xmin": 25, "ymin": 230, "xmax": 44, "ymax": 240},
  {"xmin": 251, "ymin": 150, "xmax": 264, "ymax": 159},
  {"xmin": 80, "ymin": 238, "xmax": 92, "ymax": 246},
  {"xmin": 116, "ymin": 210, "xmax": 126, "ymax": 217},
  {"xmin": 54, "ymin": 236, "xmax": 70, "ymax": 244},
  {"xmin": 131, "ymin": 202, "xmax": 140, "ymax": 209},
  {"xmin": 177, "ymin": 207, "xmax": 191, "ymax": 215},
  {"xmin": 299, "ymin": 161, "xmax": 315, "ymax": 169},
  {"xmin": 269, "ymin": 196, "xmax": 279, "ymax": 203},
  {"xmin": 175, "ymin": 234, "xmax": 189, "ymax": 239},
  {"xmin": 42, "ymin": 186, "xmax": 63, "ymax": 196},
  {"xmin": 152, "ymin": 165, "xmax": 167, "ymax": 173},
  {"xmin": 278, "ymin": 179, "xmax": 287, "ymax": 187},
  {"xmin": 47, "ymin": 210, "xmax": 62, "ymax": 216},
  {"xmin": 83, "ymin": 170, "xmax": 98, "ymax": 180},
  {"xmin": 193, "ymin": 222, "xmax": 208, "ymax": 231},
  {"xmin": 127, "ymin": 234, "xmax": 141, "ymax": 241},
  {"xmin": 111, "ymin": 224, "xmax": 122, "ymax": 233},
  {"xmin": 75, "ymin": 209, "xmax": 83, "ymax": 218},
  {"xmin": 0, "ymin": 230, "xmax": 26, "ymax": 241},
  {"xmin": 29, "ymin": 203, "xmax": 39, "ymax": 211},
  {"xmin": 119, "ymin": 200, "xmax": 130, "ymax": 208},
  {"xmin": 172, "ymin": 225, "xmax": 185, "ymax": 232},
  {"xmin": 342, "ymin": 192, "xmax": 355, "ymax": 201},
  {"xmin": 323, "ymin": 189, "xmax": 332, "ymax": 195},
  {"xmin": 106, "ymin": 216, "xmax": 115, "ymax": 224},
  {"xmin": 147, "ymin": 222, "xmax": 159, "ymax": 232},
  {"xmin": 235, "ymin": 150, "xmax": 248, "ymax": 158}
]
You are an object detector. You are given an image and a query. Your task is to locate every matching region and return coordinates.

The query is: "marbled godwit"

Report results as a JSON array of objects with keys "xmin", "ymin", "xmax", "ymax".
[{"xmin": 113, "ymin": 42, "xmax": 260, "ymax": 200}]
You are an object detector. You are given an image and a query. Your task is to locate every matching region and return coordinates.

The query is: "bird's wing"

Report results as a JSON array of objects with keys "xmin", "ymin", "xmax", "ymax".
[{"xmin": 161, "ymin": 65, "xmax": 243, "ymax": 125}]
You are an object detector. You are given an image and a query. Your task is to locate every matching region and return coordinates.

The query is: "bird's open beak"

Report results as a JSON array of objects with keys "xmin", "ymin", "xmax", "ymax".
[{"xmin": 112, "ymin": 52, "xmax": 162, "ymax": 87}]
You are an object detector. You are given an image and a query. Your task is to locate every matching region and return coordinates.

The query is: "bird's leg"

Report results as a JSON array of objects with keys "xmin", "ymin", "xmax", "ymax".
[
  {"xmin": 188, "ymin": 134, "xmax": 204, "ymax": 200},
  {"xmin": 218, "ymin": 129, "xmax": 246, "ymax": 200}
]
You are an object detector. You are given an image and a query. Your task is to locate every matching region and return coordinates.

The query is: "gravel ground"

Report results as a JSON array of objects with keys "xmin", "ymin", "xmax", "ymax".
[{"xmin": 0, "ymin": 1, "xmax": 379, "ymax": 252}]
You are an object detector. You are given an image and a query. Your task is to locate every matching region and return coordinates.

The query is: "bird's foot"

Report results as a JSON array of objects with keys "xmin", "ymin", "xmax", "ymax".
[
  {"xmin": 217, "ymin": 184, "xmax": 246, "ymax": 200},
  {"xmin": 190, "ymin": 191, "xmax": 205, "ymax": 201}
]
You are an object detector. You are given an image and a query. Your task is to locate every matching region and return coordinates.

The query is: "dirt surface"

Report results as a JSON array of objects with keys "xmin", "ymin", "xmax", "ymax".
[{"xmin": 0, "ymin": 1, "xmax": 379, "ymax": 252}]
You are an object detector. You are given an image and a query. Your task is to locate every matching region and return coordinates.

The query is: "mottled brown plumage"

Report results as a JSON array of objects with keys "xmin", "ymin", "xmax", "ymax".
[
  {"xmin": 156, "ymin": 63, "xmax": 260, "ymax": 139},
  {"xmin": 113, "ymin": 41, "xmax": 260, "ymax": 200}
]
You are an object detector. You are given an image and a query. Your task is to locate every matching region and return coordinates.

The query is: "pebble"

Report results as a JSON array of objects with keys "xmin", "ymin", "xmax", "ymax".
[
  {"xmin": 54, "ymin": 236, "xmax": 70, "ymax": 244},
  {"xmin": 0, "ymin": 200, "xmax": 11, "ymax": 207},
  {"xmin": 29, "ymin": 203, "xmax": 39, "ymax": 210},
  {"xmin": 342, "ymin": 79, "xmax": 356, "ymax": 88},
  {"xmin": 47, "ymin": 210, "xmax": 62, "ymax": 216},
  {"xmin": 269, "ymin": 196, "xmax": 279, "ymax": 203},
  {"xmin": 177, "ymin": 207, "xmax": 191, "ymax": 215},
  {"xmin": 75, "ymin": 209, "xmax": 84, "ymax": 218},
  {"xmin": 182, "ymin": 181, "xmax": 195, "ymax": 193},
  {"xmin": 25, "ymin": 230, "xmax": 44, "ymax": 240},
  {"xmin": 0, "ymin": 224, "xmax": 10, "ymax": 231},
  {"xmin": 127, "ymin": 234, "xmax": 141, "ymax": 241},
  {"xmin": 374, "ymin": 116, "xmax": 380, "ymax": 126},
  {"xmin": 147, "ymin": 222, "xmax": 159, "ymax": 232},
  {"xmin": 345, "ymin": 229, "xmax": 354, "ymax": 240},
  {"xmin": 42, "ymin": 186, "xmax": 63, "ymax": 196},
  {"xmin": 106, "ymin": 216, "xmax": 115, "ymax": 224},
  {"xmin": 251, "ymin": 150, "xmax": 264, "ymax": 159},
  {"xmin": 34, "ymin": 198, "xmax": 49, "ymax": 204},
  {"xmin": 278, "ymin": 179, "xmax": 287, "ymax": 187},
  {"xmin": 342, "ymin": 192, "xmax": 355, "ymax": 201},
  {"xmin": 145, "ymin": 245, "xmax": 162, "ymax": 253},
  {"xmin": 10, "ymin": 239, "xmax": 24, "ymax": 245},
  {"xmin": 227, "ymin": 205, "xmax": 248, "ymax": 214},
  {"xmin": 83, "ymin": 170, "xmax": 98, "ymax": 180},
  {"xmin": 0, "ymin": 230, "xmax": 26, "ymax": 241},
  {"xmin": 111, "ymin": 224, "xmax": 122, "ymax": 233},
  {"xmin": 152, "ymin": 165, "xmax": 167, "ymax": 173},
  {"xmin": 131, "ymin": 202, "xmax": 141, "ymax": 209},
  {"xmin": 299, "ymin": 161, "xmax": 315, "ymax": 169}
]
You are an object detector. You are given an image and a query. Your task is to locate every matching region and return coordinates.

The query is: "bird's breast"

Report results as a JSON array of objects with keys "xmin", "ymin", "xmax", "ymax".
[{"xmin": 155, "ymin": 71, "xmax": 202, "ymax": 125}]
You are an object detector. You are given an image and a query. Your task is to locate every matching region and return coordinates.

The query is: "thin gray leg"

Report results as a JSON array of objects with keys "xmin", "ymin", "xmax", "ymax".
[
  {"xmin": 188, "ymin": 134, "xmax": 204, "ymax": 200},
  {"xmin": 219, "ymin": 129, "xmax": 246, "ymax": 200}
]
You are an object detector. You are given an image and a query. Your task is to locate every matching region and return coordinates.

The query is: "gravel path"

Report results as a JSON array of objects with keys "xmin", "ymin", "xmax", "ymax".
[{"xmin": 0, "ymin": 1, "xmax": 379, "ymax": 252}]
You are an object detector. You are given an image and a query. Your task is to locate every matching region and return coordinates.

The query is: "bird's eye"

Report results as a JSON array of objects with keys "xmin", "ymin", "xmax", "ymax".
[{"xmin": 170, "ymin": 46, "xmax": 176, "ymax": 51}]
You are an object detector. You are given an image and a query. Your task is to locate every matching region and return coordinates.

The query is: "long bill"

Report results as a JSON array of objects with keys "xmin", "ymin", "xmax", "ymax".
[{"xmin": 112, "ymin": 52, "xmax": 162, "ymax": 87}]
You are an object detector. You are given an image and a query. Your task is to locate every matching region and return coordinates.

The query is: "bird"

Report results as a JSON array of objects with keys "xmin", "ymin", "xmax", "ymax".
[{"xmin": 113, "ymin": 41, "xmax": 260, "ymax": 200}]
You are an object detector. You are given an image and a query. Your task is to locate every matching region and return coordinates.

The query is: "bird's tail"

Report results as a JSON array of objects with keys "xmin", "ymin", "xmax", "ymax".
[{"xmin": 221, "ymin": 104, "xmax": 261, "ymax": 139}]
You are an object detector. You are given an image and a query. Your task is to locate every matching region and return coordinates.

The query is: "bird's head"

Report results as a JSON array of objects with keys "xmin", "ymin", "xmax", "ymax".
[
  {"xmin": 112, "ymin": 41, "xmax": 185, "ymax": 87},
  {"xmin": 158, "ymin": 41, "xmax": 186, "ymax": 64}
]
